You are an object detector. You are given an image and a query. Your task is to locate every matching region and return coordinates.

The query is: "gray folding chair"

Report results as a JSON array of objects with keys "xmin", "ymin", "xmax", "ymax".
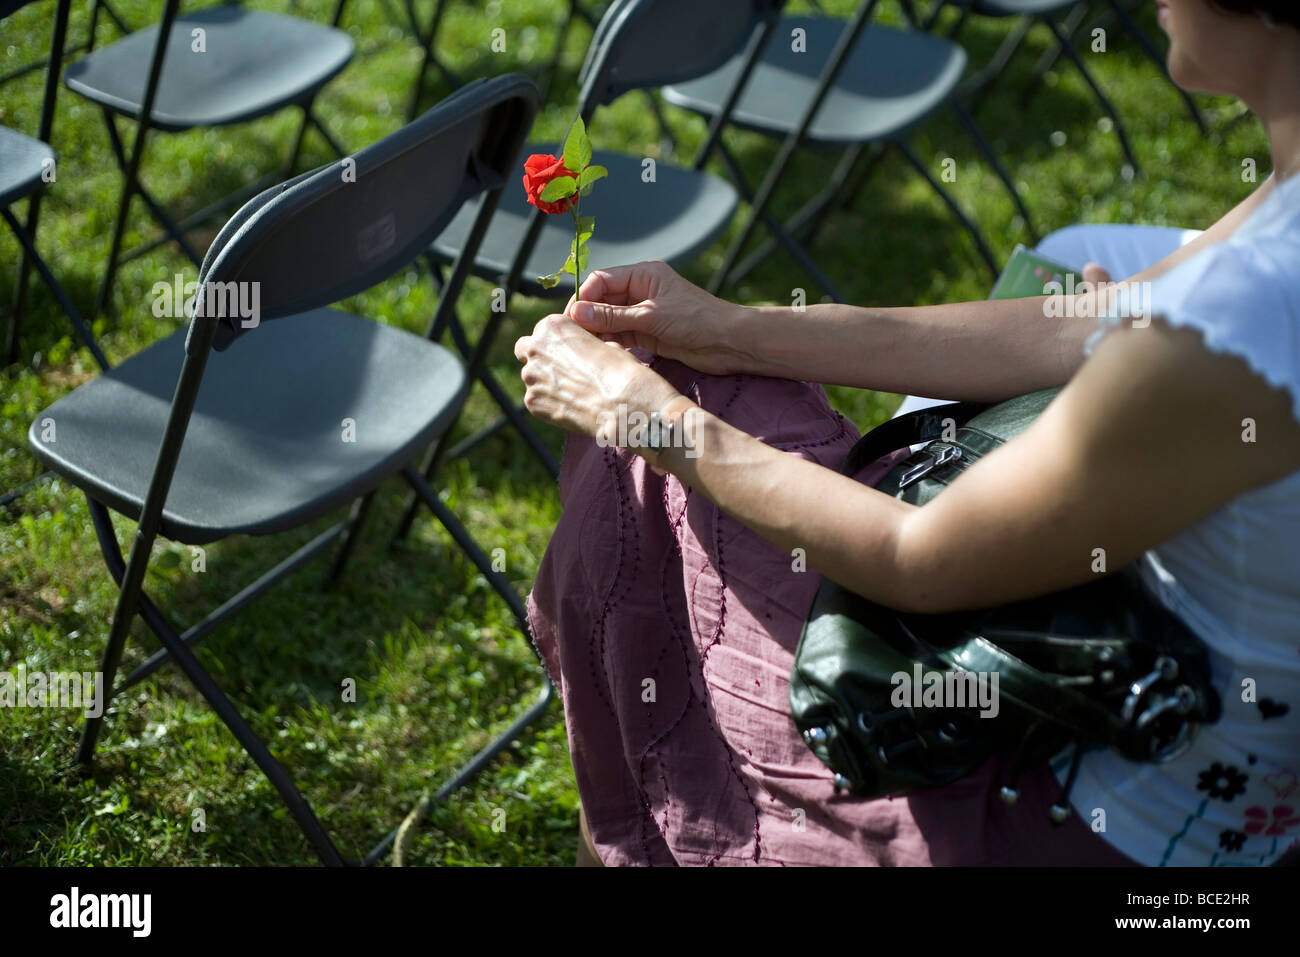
[
  {"xmin": 62, "ymin": 0, "xmax": 355, "ymax": 325},
  {"xmin": 27, "ymin": 74, "xmax": 546, "ymax": 866},
  {"xmin": 661, "ymin": 0, "xmax": 1030, "ymax": 301},
  {"xmin": 3, "ymin": 0, "xmax": 109, "ymax": 370}
]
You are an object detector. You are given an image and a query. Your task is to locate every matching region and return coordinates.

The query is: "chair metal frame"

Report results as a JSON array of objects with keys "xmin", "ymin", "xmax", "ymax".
[
  {"xmin": 910, "ymin": 0, "xmax": 1205, "ymax": 175},
  {"xmin": 4, "ymin": 0, "xmax": 110, "ymax": 370},
  {"xmin": 693, "ymin": 0, "xmax": 1026, "ymax": 302},
  {"xmin": 57, "ymin": 75, "xmax": 550, "ymax": 866},
  {"xmin": 78, "ymin": 0, "xmax": 354, "ymax": 327},
  {"xmin": 1016, "ymin": 0, "xmax": 1208, "ymax": 135}
]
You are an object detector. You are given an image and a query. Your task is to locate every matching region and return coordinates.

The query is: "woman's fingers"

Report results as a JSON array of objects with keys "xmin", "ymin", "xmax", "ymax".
[
  {"xmin": 1081, "ymin": 261, "xmax": 1113, "ymax": 286},
  {"xmin": 513, "ymin": 334, "xmax": 532, "ymax": 363},
  {"xmin": 572, "ymin": 261, "xmax": 675, "ymax": 311},
  {"xmin": 570, "ymin": 298, "xmax": 648, "ymax": 335},
  {"xmin": 576, "ymin": 265, "xmax": 639, "ymax": 306}
]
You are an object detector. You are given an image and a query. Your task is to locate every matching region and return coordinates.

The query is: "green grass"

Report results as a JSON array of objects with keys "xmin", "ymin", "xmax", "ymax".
[{"xmin": 0, "ymin": 0, "xmax": 1268, "ymax": 865}]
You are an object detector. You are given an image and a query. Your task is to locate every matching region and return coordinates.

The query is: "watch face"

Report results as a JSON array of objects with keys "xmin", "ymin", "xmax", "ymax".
[{"xmin": 647, "ymin": 412, "xmax": 663, "ymax": 451}]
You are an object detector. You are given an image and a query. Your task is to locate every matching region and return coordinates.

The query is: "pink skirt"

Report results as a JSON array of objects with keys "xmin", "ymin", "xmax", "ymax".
[{"xmin": 526, "ymin": 357, "xmax": 1137, "ymax": 866}]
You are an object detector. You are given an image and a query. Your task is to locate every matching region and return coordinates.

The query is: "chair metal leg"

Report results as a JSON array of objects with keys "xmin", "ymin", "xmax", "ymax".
[
  {"xmin": 306, "ymin": 108, "xmax": 348, "ymax": 160},
  {"xmin": 537, "ymin": 0, "xmax": 581, "ymax": 107},
  {"xmin": 1102, "ymin": 0, "xmax": 1207, "ymax": 134},
  {"xmin": 401, "ymin": 465, "xmax": 531, "ymax": 631},
  {"xmin": 950, "ymin": 101, "xmax": 1040, "ymax": 243},
  {"xmin": 284, "ymin": 108, "xmax": 312, "ymax": 177},
  {"xmin": 1039, "ymin": 14, "xmax": 1140, "ymax": 175},
  {"xmin": 895, "ymin": 139, "xmax": 999, "ymax": 279},
  {"xmin": 324, "ymin": 491, "xmax": 375, "ymax": 585},
  {"xmin": 708, "ymin": 143, "xmax": 848, "ymax": 302},
  {"xmin": 81, "ymin": 497, "xmax": 349, "ymax": 865},
  {"xmin": 961, "ymin": 14, "xmax": 1033, "ymax": 114},
  {"xmin": 357, "ymin": 465, "xmax": 558, "ymax": 865},
  {"xmin": 726, "ymin": 141, "xmax": 873, "ymax": 288},
  {"xmin": 389, "ymin": 368, "xmax": 560, "ymax": 550},
  {"xmin": 111, "ymin": 521, "xmax": 349, "ymax": 691},
  {"xmin": 407, "ymin": 0, "xmax": 454, "ymax": 121},
  {"xmin": 96, "ymin": 7, "xmax": 184, "ymax": 305},
  {"xmin": 707, "ymin": 1, "xmax": 881, "ymax": 299},
  {"xmin": 7, "ymin": 0, "xmax": 74, "ymax": 367},
  {"xmin": 1021, "ymin": 0, "xmax": 1091, "ymax": 103},
  {"xmin": 2, "ymin": 209, "xmax": 111, "ymax": 370},
  {"xmin": 363, "ymin": 676, "xmax": 554, "ymax": 865}
]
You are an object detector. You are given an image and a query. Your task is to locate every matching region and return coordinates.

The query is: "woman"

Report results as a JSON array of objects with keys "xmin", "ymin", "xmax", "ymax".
[{"xmin": 514, "ymin": 0, "xmax": 1300, "ymax": 866}]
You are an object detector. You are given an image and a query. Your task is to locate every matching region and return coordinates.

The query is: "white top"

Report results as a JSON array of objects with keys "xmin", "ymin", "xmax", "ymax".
[{"xmin": 1063, "ymin": 173, "xmax": 1300, "ymax": 867}]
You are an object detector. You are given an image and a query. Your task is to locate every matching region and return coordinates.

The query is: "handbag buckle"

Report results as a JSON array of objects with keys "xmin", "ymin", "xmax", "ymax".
[{"xmin": 898, "ymin": 446, "xmax": 962, "ymax": 490}]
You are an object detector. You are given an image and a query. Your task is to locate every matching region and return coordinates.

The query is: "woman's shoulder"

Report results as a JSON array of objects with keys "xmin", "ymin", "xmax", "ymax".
[{"xmin": 1090, "ymin": 184, "xmax": 1300, "ymax": 426}]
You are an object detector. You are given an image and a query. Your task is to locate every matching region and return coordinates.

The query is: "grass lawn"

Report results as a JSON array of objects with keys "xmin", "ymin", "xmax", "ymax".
[{"xmin": 0, "ymin": 0, "xmax": 1267, "ymax": 865}]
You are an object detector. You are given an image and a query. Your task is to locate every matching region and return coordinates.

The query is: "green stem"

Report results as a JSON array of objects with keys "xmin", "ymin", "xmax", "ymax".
[{"xmin": 571, "ymin": 197, "xmax": 581, "ymax": 303}]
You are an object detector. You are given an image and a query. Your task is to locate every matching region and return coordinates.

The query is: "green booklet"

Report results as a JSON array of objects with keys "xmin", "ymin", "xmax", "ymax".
[{"xmin": 988, "ymin": 244, "xmax": 1079, "ymax": 301}]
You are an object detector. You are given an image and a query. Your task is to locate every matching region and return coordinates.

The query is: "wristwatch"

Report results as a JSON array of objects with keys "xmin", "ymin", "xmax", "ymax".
[{"xmin": 643, "ymin": 395, "xmax": 697, "ymax": 458}]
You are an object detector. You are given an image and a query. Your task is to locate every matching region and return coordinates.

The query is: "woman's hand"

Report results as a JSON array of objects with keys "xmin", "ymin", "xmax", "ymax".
[
  {"xmin": 515, "ymin": 312, "xmax": 684, "ymax": 443},
  {"xmin": 563, "ymin": 261, "xmax": 752, "ymax": 375}
]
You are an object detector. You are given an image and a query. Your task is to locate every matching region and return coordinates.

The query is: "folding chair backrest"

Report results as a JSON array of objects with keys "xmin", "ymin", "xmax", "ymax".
[
  {"xmin": 575, "ymin": 0, "xmax": 784, "ymax": 115},
  {"xmin": 196, "ymin": 73, "xmax": 539, "ymax": 349}
]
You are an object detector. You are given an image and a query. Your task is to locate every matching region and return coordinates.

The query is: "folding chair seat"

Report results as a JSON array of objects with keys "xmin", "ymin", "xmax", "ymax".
[
  {"xmin": 0, "ymin": 126, "xmax": 54, "ymax": 209},
  {"xmin": 27, "ymin": 73, "xmax": 547, "ymax": 866},
  {"xmin": 64, "ymin": 0, "xmax": 355, "ymax": 326},
  {"xmin": 664, "ymin": 20, "xmax": 965, "ymax": 148},
  {"xmin": 64, "ymin": 6, "xmax": 354, "ymax": 131},
  {"xmin": 660, "ymin": 3, "xmax": 1026, "ymax": 301},
  {"xmin": 30, "ymin": 309, "xmax": 467, "ymax": 544}
]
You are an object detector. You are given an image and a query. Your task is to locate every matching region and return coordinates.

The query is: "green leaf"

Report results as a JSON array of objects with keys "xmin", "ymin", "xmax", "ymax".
[
  {"xmin": 537, "ymin": 175, "xmax": 578, "ymax": 203},
  {"xmin": 563, "ymin": 118, "xmax": 592, "ymax": 174},
  {"xmin": 577, "ymin": 165, "xmax": 606, "ymax": 189},
  {"xmin": 537, "ymin": 273, "xmax": 561, "ymax": 289},
  {"xmin": 576, "ymin": 216, "xmax": 594, "ymax": 245},
  {"xmin": 559, "ymin": 250, "xmax": 578, "ymax": 277}
]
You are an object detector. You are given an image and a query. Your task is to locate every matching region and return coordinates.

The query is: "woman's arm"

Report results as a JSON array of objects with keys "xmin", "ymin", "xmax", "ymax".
[
  {"xmin": 569, "ymin": 263, "xmax": 1096, "ymax": 401},
  {"xmin": 642, "ymin": 318, "xmax": 1300, "ymax": 613},
  {"xmin": 733, "ymin": 296, "xmax": 1088, "ymax": 401},
  {"xmin": 570, "ymin": 183, "xmax": 1271, "ymax": 402}
]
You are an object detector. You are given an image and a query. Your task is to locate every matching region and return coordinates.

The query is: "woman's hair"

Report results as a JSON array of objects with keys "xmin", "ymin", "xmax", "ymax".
[{"xmin": 1208, "ymin": 1, "xmax": 1300, "ymax": 30}]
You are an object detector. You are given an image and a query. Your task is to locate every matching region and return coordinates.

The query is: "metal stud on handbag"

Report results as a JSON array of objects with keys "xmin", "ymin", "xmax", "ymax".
[{"xmin": 789, "ymin": 389, "xmax": 1221, "ymax": 822}]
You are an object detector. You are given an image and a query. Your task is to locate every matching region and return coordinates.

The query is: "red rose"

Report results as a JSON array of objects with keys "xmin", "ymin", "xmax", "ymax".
[{"xmin": 522, "ymin": 153, "xmax": 578, "ymax": 215}]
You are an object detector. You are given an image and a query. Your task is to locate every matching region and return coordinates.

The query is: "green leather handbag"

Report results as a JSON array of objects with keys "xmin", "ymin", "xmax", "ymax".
[{"xmin": 789, "ymin": 388, "xmax": 1221, "ymax": 822}]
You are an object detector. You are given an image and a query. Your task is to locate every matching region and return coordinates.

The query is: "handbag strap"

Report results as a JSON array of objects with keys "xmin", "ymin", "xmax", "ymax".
[{"xmin": 840, "ymin": 401, "xmax": 989, "ymax": 477}]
